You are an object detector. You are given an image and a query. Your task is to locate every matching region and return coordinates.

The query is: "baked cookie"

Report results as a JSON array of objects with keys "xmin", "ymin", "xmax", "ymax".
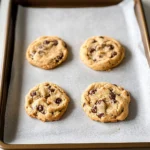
[
  {"xmin": 80, "ymin": 36, "xmax": 125, "ymax": 70},
  {"xmin": 25, "ymin": 82, "xmax": 70, "ymax": 122},
  {"xmin": 26, "ymin": 36, "xmax": 68, "ymax": 69},
  {"xmin": 81, "ymin": 82, "xmax": 130, "ymax": 122}
]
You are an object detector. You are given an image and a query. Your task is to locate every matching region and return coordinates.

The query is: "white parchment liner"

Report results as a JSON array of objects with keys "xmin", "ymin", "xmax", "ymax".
[{"xmin": 4, "ymin": 0, "xmax": 150, "ymax": 144}]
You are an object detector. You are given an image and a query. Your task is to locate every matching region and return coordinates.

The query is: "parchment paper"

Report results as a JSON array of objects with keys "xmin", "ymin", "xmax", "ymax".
[{"xmin": 4, "ymin": 0, "xmax": 150, "ymax": 144}]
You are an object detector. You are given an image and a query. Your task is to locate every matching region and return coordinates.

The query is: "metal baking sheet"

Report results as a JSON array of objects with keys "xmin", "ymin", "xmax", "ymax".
[{"xmin": 0, "ymin": 0, "xmax": 150, "ymax": 149}]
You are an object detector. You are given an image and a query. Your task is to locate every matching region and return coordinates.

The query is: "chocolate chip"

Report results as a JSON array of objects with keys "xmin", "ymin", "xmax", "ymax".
[
  {"xmin": 53, "ymin": 40, "xmax": 58, "ymax": 46},
  {"xmin": 56, "ymin": 59, "xmax": 59, "ymax": 63},
  {"xmin": 45, "ymin": 94, "xmax": 50, "ymax": 98},
  {"xmin": 37, "ymin": 105, "xmax": 43, "ymax": 112},
  {"xmin": 29, "ymin": 99, "xmax": 33, "ymax": 104},
  {"xmin": 113, "ymin": 84, "xmax": 117, "ymax": 87},
  {"xmin": 48, "ymin": 86, "xmax": 51, "ymax": 90},
  {"xmin": 110, "ymin": 51, "xmax": 117, "ymax": 58},
  {"xmin": 99, "ymin": 55, "xmax": 103, "ymax": 58},
  {"xmin": 83, "ymin": 103, "xmax": 86, "ymax": 107},
  {"xmin": 109, "ymin": 91, "xmax": 117, "ymax": 103},
  {"xmin": 121, "ymin": 109, "xmax": 124, "ymax": 113},
  {"xmin": 107, "ymin": 44, "xmax": 114, "ymax": 50},
  {"xmin": 32, "ymin": 51, "xmax": 36, "ymax": 54},
  {"xmin": 127, "ymin": 92, "xmax": 130, "ymax": 96},
  {"xmin": 109, "ymin": 88, "xmax": 113, "ymax": 92},
  {"xmin": 48, "ymin": 86, "xmax": 54, "ymax": 93},
  {"xmin": 45, "ymin": 83, "xmax": 49, "ymax": 86},
  {"xmin": 109, "ymin": 91, "xmax": 116, "ymax": 100},
  {"xmin": 113, "ymin": 100, "xmax": 117, "ymax": 103},
  {"xmin": 50, "ymin": 89, "xmax": 55, "ymax": 92},
  {"xmin": 91, "ymin": 106, "xmax": 97, "ymax": 113},
  {"xmin": 89, "ymin": 89, "xmax": 97, "ymax": 95},
  {"xmin": 89, "ymin": 48, "xmax": 95, "ymax": 53},
  {"xmin": 30, "ymin": 51, "xmax": 36, "ymax": 58},
  {"xmin": 30, "ymin": 91, "xmax": 36, "ymax": 97},
  {"xmin": 92, "ymin": 39, "xmax": 97, "ymax": 43},
  {"xmin": 55, "ymin": 98, "xmax": 62, "ymax": 104},
  {"xmin": 97, "ymin": 113, "xmax": 104, "ymax": 118},
  {"xmin": 93, "ymin": 59, "xmax": 97, "ymax": 62},
  {"xmin": 43, "ymin": 40, "xmax": 50, "ymax": 45},
  {"xmin": 57, "ymin": 53, "xmax": 63, "ymax": 60},
  {"xmin": 99, "ymin": 36, "xmax": 104, "ymax": 39},
  {"xmin": 34, "ymin": 112, "xmax": 38, "ymax": 116},
  {"xmin": 56, "ymin": 53, "xmax": 63, "ymax": 63},
  {"xmin": 87, "ymin": 101, "xmax": 90, "ymax": 105},
  {"xmin": 120, "ymin": 87, "xmax": 124, "ymax": 90}
]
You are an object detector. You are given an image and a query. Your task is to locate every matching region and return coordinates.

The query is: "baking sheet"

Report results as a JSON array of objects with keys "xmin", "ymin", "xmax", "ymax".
[{"xmin": 4, "ymin": 0, "xmax": 150, "ymax": 144}]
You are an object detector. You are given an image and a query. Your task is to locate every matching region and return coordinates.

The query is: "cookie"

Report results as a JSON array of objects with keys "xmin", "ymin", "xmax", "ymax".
[
  {"xmin": 25, "ymin": 82, "xmax": 70, "ymax": 122},
  {"xmin": 80, "ymin": 36, "xmax": 125, "ymax": 70},
  {"xmin": 81, "ymin": 82, "xmax": 130, "ymax": 122},
  {"xmin": 26, "ymin": 36, "xmax": 68, "ymax": 69}
]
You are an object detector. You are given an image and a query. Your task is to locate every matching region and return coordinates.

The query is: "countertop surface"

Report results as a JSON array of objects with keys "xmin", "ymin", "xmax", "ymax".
[{"xmin": 0, "ymin": 0, "xmax": 150, "ymax": 149}]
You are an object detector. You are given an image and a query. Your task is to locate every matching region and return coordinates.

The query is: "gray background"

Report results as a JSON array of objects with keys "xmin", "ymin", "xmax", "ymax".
[{"xmin": 0, "ymin": 0, "xmax": 150, "ymax": 149}]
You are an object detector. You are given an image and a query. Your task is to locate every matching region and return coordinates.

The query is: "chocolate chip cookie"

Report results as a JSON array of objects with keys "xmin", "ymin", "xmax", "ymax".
[
  {"xmin": 26, "ymin": 36, "xmax": 68, "ymax": 69},
  {"xmin": 81, "ymin": 82, "xmax": 130, "ymax": 122},
  {"xmin": 25, "ymin": 82, "xmax": 70, "ymax": 122},
  {"xmin": 80, "ymin": 36, "xmax": 125, "ymax": 70}
]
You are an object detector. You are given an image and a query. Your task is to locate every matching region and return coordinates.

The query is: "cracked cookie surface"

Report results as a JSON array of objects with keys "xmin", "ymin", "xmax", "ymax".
[
  {"xmin": 80, "ymin": 36, "xmax": 125, "ymax": 70},
  {"xmin": 81, "ymin": 82, "xmax": 130, "ymax": 122},
  {"xmin": 26, "ymin": 36, "xmax": 68, "ymax": 69},
  {"xmin": 25, "ymin": 82, "xmax": 70, "ymax": 122}
]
